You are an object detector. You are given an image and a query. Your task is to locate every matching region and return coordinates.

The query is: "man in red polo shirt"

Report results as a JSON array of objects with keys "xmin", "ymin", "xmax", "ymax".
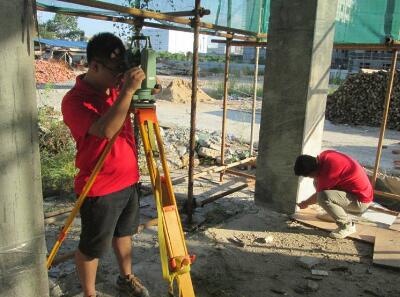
[
  {"xmin": 294, "ymin": 150, "xmax": 373, "ymax": 239},
  {"xmin": 62, "ymin": 33, "xmax": 149, "ymax": 297}
]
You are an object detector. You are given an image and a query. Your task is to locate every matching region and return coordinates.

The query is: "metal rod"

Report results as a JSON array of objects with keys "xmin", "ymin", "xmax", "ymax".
[
  {"xmin": 211, "ymin": 39, "xmax": 267, "ymax": 47},
  {"xmin": 199, "ymin": 183, "xmax": 248, "ymax": 207},
  {"xmin": 187, "ymin": 0, "xmax": 201, "ymax": 224},
  {"xmin": 225, "ymin": 169, "xmax": 256, "ymax": 180},
  {"xmin": 249, "ymin": 46, "xmax": 260, "ymax": 156},
  {"xmin": 374, "ymin": 190, "xmax": 400, "ymax": 202},
  {"xmin": 172, "ymin": 156, "xmax": 257, "ymax": 185},
  {"xmin": 333, "ymin": 43, "xmax": 400, "ymax": 50},
  {"xmin": 249, "ymin": 6, "xmax": 263, "ymax": 158},
  {"xmin": 219, "ymin": 38, "xmax": 231, "ymax": 182},
  {"xmin": 372, "ymin": 49, "xmax": 398, "ymax": 188},
  {"xmin": 59, "ymin": 0, "xmax": 192, "ymax": 25}
]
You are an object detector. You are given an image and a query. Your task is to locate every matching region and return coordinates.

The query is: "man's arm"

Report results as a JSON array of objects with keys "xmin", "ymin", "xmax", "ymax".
[
  {"xmin": 89, "ymin": 67, "xmax": 145, "ymax": 139},
  {"xmin": 297, "ymin": 192, "xmax": 318, "ymax": 209}
]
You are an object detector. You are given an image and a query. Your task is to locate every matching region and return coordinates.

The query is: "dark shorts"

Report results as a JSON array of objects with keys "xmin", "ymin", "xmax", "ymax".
[{"xmin": 78, "ymin": 184, "xmax": 140, "ymax": 258}]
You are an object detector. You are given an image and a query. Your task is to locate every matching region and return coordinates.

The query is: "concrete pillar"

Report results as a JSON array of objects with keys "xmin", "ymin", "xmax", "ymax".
[
  {"xmin": 0, "ymin": 1, "xmax": 49, "ymax": 296},
  {"xmin": 255, "ymin": 0, "xmax": 338, "ymax": 214}
]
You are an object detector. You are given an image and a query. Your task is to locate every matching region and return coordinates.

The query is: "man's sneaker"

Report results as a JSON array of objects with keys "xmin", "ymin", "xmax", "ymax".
[
  {"xmin": 329, "ymin": 222, "xmax": 356, "ymax": 239},
  {"xmin": 116, "ymin": 274, "xmax": 150, "ymax": 297}
]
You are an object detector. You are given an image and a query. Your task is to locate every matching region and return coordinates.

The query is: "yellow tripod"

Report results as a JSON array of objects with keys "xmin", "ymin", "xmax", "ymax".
[{"xmin": 46, "ymin": 104, "xmax": 195, "ymax": 297}]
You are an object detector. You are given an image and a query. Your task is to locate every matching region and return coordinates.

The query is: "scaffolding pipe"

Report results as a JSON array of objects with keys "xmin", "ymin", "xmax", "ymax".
[
  {"xmin": 187, "ymin": 0, "xmax": 201, "ymax": 224},
  {"xmin": 250, "ymin": 6, "xmax": 263, "ymax": 157},
  {"xmin": 249, "ymin": 46, "xmax": 259, "ymax": 156},
  {"xmin": 220, "ymin": 38, "xmax": 232, "ymax": 182},
  {"xmin": 36, "ymin": 5, "xmax": 258, "ymax": 41},
  {"xmin": 372, "ymin": 49, "xmax": 398, "ymax": 188},
  {"xmin": 58, "ymin": 0, "xmax": 267, "ymax": 39}
]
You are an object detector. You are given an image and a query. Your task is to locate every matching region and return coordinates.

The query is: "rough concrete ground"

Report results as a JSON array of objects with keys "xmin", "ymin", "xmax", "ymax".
[
  {"xmin": 39, "ymin": 77, "xmax": 400, "ymax": 296},
  {"xmin": 46, "ymin": 171, "xmax": 400, "ymax": 297}
]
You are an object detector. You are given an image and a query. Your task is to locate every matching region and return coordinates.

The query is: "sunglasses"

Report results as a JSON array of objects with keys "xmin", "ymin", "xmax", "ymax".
[{"xmin": 94, "ymin": 59, "xmax": 126, "ymax": 77}]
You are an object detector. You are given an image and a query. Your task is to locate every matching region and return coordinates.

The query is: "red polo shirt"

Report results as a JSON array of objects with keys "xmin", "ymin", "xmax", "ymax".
[
  {"xmin": 62, "ymin": 75, "xmax": 139, "ymax": 196},
  {"xmin": 316, "ymin": 150, "xmax": 373, "ymax": 203}
]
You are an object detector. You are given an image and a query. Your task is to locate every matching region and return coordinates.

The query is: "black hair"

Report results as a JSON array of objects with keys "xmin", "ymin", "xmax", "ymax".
[
  {"xmin": 86, "ymin": 32, "xmax": 125, "ymax": 63},
  {"xmin": 294, "ymin": 155, "xmax": 318, "ymax": 177}
]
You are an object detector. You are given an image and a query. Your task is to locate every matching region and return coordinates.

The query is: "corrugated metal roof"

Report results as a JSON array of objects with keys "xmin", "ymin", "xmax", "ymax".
[{"xmin": 34, "ymin": 38, "xmax": 87, "ymax": 49}]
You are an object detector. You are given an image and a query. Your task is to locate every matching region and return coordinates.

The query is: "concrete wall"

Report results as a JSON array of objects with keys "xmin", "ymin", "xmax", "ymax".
[
  {"xmin": 0, "ymin": 1, "xmax": 49, "ymax": 296},
  {"xmin": 255, "ymin": 0, "xmax": 338, "ymax": 214}
]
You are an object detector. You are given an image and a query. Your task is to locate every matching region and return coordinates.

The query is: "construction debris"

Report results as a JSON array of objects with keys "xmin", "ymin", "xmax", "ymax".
[
  {"xmin": 156, "ymin": 78, "xmax": 214, "ymax": 103},
  {"xmin": 326, "ymin": 71, "xmax": 400, "ymax": 130},
  {"xmin": 35, "ymin": 59, "xmax": 76, "ymax": 84}
]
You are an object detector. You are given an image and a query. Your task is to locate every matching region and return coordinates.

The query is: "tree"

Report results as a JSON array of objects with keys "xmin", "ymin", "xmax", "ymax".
[{"xmin": 38, "ymin": 14, "xmax": 85, "ymax": 41}]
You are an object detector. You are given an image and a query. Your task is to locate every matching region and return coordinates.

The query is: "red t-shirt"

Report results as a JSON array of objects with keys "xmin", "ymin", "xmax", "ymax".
[
  {"xmin": 62, "ymin": 75, "xmax": 139, "ymax": 196},
  {"xmin": 316, "ymin": 150, "xmax": 373, "ymax": 203}
]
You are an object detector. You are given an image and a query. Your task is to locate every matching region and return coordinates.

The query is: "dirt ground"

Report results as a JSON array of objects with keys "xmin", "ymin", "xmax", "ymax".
[
  {"xmin": 40, "ymin": 75, "xmax": 400, "ymax": 297},
  {"xmin": 46, "ymin": 170, "xmax": 400, "ymax": 297}
]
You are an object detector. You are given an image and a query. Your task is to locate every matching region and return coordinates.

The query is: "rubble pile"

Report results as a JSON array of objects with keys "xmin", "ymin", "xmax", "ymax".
[
  {"xmin": 35, "ymin": 59, "xmax": 75, "ymax": 84},
  {"xmin": 326, "ymin": 71, "xmax": 400, "ymax": 130},
  {"xmin": 137, "ymin": 126, "xmax": 252, "ymax": 172},
  {"xmin": 156, "ymin": 78, "xmax": 214, "ymax": 103}
]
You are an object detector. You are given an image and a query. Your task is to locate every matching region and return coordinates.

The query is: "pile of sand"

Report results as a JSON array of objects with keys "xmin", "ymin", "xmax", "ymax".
[{"xmin": 156, "ymin": 78, "xmax": 214, "ymax": 103}]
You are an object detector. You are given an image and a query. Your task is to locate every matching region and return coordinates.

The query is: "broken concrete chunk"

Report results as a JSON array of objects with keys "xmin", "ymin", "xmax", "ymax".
[
  {"xmin": 253, "ymin": 235, "xmax": 274, "ymax": 245},
  {"xmin": 297, "ymin": 256, "xmax": 321, "ymax": 269},
  {"xmin": 198, "ymin": 147, "xmax": 220, "ymax": 159},
  {"xmin": 306, "ymin": 280, "xmax": 319, "ymax": 292},
  {"xmin": 270, "ymin": 288, "xmax": 289, "ymax": 295},
  {"xmin": 311, "ymin": 269, "xmax": 329, "ymax": 276},
  {"xmin": 227, "ymin": 236, "xmax": 245, "ymax": 247}
]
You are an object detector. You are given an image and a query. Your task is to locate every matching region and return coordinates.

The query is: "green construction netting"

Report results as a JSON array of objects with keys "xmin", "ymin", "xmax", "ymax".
[
  {"xmin": 37, "ymin": 0, "xmax": 269, "ymax": 36},
  {"xmin": 37, "ymin": 0, "xmax": 400, "ymax": 44}
]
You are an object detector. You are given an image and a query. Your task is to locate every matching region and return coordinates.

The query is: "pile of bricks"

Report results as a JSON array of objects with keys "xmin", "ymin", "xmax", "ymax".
[{"xmin": 35, "ymin": 59, "xmax": 75, "ymax": 84}]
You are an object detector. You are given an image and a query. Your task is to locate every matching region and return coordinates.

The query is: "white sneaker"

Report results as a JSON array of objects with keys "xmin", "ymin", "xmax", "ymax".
[{"xmin": 329, "ymin": 222, "xmax": 356, "ymax": 239}]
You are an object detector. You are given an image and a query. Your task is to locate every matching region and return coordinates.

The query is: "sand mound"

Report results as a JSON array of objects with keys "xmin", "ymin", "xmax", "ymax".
[{"xmin": 157, "ymin": 78, "xmax": 214, "ymax": 103}]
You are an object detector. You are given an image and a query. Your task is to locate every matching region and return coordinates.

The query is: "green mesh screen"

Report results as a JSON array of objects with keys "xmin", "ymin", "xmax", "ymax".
[
  {"xmin": 334, "ymin": 0, "xmax": 400, "ymax": 44},
  {"xmin": 37, "ymin": 0, "xmax": 400, "ymax": 44},
  {"xmin": 37, "ymin": 0, "xmax": 269, "ymax": 35}
]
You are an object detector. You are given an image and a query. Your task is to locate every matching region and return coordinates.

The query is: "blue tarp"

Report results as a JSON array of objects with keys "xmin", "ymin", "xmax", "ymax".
[{"xmin": 34, "ymin": 38, "xmax": 87, "ymax": 49}]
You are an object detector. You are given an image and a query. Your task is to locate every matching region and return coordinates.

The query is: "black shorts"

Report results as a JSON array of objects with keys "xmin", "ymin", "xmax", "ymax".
[{"xmin": 78, "ymin": 184, "xmax": 140, "ymax": 258}]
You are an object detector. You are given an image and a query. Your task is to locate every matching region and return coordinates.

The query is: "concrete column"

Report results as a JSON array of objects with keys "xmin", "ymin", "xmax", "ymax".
[
  {"xmin": 255, "ymin": 0, "xmax": 338, "ymax": 214},
  {"xmin": 0, "ymin": 1, "xmax": 49, "ymax": 296}
]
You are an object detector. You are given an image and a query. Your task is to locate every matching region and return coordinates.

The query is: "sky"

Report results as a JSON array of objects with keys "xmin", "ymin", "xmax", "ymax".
[{"xmin": 38, "ymin": 11, "xmax": 115, "ymax": 37}]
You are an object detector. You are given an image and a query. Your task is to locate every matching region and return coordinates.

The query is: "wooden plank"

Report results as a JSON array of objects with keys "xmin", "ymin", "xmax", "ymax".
[
  {"xmin": 292, "ymin": 208, "xmax": 378, "ymax": 243},
  {"xmin": 373, "ymin": 229, "xmax": 400, "ymax": 269},
  {"xmin": 390, "ymin": 215, "xmax": 400, "ymax": 232}
]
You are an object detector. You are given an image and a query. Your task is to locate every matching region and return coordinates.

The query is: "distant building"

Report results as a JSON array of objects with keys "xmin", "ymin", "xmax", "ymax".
[
  {"xmin": 207, "ymin": 38, "xmax": 245, "ymax": 56},
  {"xmin": 142, "ymin": 28, "xmax": 208, "ymax": 54},
  {"xmin": 34, "ymin": 38, "xmax": 87, "ymax": 65}
]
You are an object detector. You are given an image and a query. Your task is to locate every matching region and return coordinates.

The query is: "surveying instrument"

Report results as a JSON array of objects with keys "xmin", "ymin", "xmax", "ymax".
[{"xmin": 46, "ymin": 35, "xmax": 196, "ymax": 297}]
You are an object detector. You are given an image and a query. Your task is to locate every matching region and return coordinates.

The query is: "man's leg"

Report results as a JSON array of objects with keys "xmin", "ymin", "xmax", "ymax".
[
  {"xmin": 113, "ymin": 185, "xmax": 149, "ymax": 297},
  {"xmin": 112, "ymin": 236, "xmax": 133, "ymax": 276},
  {"xmin": 77, "ymin": 187, "xmax": 133, "ymax": 296},
  {"xmin": 317, "ymin": 190, "xmax": 352, "ymax": 227},
  {"xmin": 75, "ymin": 250, "xmax": 98, "ymax": 297}
]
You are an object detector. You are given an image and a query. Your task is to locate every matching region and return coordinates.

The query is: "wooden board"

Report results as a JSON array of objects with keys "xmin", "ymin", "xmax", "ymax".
[
  {"xmin": 293, "ymin": 208, "xmax": 400, "ymax": 269},
  {"xmin": 373, "ymin": 229, "xmax": 400, "ymax": 269},
  {"xmin": 292, "ymin": 208, "xmax": 378, "ymax": 243},
  {"xmin": 389, "ymin": 214, "xmax": 400, "ymax": 232}
]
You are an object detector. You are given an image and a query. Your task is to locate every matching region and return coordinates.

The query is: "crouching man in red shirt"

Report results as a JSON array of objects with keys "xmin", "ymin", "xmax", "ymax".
[
  {"xmin": 294, "ymin": 150, "xmax": 373, "ymax": 239},
  {"xmin": 62, "ymin": 33, "xmax": 149, "ymax": 297}
]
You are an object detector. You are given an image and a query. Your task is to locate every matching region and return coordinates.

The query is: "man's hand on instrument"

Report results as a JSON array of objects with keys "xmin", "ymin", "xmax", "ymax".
[{"xmin": 122, "ymin": 67, "xmax": 146, "ymax": 94}]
